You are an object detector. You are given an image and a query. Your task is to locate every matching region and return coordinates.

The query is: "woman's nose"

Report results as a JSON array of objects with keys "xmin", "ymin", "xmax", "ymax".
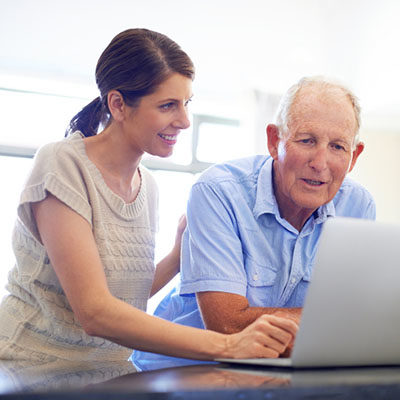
[{"xmin": 173, "ymin": 106, "xmax": 191, "ymax": 130}]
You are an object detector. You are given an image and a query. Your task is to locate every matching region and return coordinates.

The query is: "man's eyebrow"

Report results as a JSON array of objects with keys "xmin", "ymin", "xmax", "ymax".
[
  {"xmin": 331, "ymin": 136, "xmax": 353, "ymax": 144},
  {"xmin": 293, "ymin": 131, "xmax": 314, "ymax": 137}
]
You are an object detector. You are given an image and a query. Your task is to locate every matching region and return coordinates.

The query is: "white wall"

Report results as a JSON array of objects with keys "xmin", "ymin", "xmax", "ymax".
[{"xmin": 350, "ymin": 129, "xmax": 400, "ymax": 223}]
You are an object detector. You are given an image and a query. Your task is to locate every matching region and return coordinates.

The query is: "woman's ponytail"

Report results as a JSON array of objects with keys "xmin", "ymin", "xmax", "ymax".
[{"xmin": 65, "ymin": 97, "xmax": 106, "ymax": 137}]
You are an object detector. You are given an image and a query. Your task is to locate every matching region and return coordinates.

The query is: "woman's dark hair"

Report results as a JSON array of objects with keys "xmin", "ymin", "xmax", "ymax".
[{"xmin": 66, "ymin": 28, "xmax": 195, "ymax": 137}]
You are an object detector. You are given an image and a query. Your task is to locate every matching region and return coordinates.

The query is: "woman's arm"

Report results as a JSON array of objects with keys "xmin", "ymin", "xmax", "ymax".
[
  {"xmin": 32, "ymin": 195, "xmax": 298, "ymax": 360},
  {"xmin": 150, "ymin": 215, "xmax": 186, "ymax": 297}
]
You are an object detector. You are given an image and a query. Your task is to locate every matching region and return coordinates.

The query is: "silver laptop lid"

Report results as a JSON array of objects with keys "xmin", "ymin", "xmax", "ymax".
[{"xmin": 292, "ymin": 217, "xmax": 400, "ymax": 367}]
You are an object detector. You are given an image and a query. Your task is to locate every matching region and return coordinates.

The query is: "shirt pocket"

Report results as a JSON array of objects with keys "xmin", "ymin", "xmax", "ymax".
[{"xmin": 244, "ymin": 257, "xmax": 277, "ymax": 306}]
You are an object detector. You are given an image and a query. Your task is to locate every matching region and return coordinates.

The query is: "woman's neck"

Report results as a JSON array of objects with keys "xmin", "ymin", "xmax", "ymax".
[{"xmin": 83, "ymin": 126, "xmax": 143, "ymax": 203}]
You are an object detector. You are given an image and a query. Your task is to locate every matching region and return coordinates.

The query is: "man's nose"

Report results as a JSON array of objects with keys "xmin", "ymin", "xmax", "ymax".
[{"xmin": 309, "ymin": 146, "xmax": 328, "ymax": 171}]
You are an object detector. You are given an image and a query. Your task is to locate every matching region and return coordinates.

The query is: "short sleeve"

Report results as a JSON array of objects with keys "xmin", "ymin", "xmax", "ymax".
[
  {"xmin": 17, "ymin": 140, "xmax": 92, "ymax": 242},
  {"xmin": 180, "ymin": 182, "xmax": 248, "ymax": 297}
]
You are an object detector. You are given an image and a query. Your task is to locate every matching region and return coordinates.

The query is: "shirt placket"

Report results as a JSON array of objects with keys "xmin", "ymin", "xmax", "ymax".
[{"xmin": 279, "ymin": 234, "xmax": 302, "ymax": 305}]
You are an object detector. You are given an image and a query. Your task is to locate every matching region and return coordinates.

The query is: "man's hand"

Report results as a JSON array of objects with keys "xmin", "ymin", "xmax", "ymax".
[{"xmin": 272, "ymin": 309, "xmax": 302, "ymax": 357}]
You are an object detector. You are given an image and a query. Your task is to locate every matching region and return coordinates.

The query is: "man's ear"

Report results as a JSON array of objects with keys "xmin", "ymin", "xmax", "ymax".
[
  {"xmin": 107, "ymin": 90, "xmax": 125, "ymax": 122},
  {"xmin": 266, "ymin": 124, "xmax": 280, "ymax": 160},
  {"xmin": 347, "ymin": 141, "xmax": 364, "ymax": 173}
]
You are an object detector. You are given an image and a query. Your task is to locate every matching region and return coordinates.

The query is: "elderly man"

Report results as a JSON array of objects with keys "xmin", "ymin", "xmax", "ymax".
[{"xmin": 131, "ymin": 76, "xmax": 376, "ymax": 370}]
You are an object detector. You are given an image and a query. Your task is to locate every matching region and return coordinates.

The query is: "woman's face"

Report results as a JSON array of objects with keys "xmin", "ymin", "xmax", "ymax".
[{"xmin": 122, "ymin": 73, "xmax": 193, "ymax": 158}]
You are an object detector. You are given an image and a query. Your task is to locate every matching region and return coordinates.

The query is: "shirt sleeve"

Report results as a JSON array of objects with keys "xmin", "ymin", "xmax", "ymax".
[
  {"xmin": 17, "ymin": 141, "xmax": 92, "ymax": 242},
  {"xmin": 179, "ymin": 181, "xmax": 248, "ymax": 297}
]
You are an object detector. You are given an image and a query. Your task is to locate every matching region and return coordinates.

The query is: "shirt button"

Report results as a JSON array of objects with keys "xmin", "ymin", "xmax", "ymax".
[
  {"xmin": 291, "ymin": 278, "xmax": 296, "ymax": 284},
  {"xmin": 253, "ymin": 274, "xmax": 258, "ymax": 281}
]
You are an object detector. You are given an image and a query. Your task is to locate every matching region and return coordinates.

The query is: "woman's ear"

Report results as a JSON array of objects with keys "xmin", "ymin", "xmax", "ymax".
[
  {"xmin": 107, "ymin": 90, "xmax": 125, "ymax": 122},
  {"xmin": 266, "ymin": 124, "xmax": 280, "ymax": 160}
]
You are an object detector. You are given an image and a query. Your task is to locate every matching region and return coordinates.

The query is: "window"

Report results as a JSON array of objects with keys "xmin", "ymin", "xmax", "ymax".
[
  {"xmin": 0, "ymin": 88, "xmax": 88, "ymax": 150},
  {"xmin": 196, "ymin": 117, "xmax": 248, "ymax": 163},
  {"xmin": 0, "ymin": 86, "xmax": 245, "ymax": 312}
]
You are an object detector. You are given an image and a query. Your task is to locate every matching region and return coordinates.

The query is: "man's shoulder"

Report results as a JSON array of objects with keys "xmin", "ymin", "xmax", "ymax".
[
  {"xmin": 333, "ymin": 176, "xmax": 376, "ymax": 218},
  {"xmin": 337, "ymin": 176, "xmax": 373, "ymax": 199},
  {"xmin": 197, "ymin": 155, "xmax": 270, "ymax": 186}
]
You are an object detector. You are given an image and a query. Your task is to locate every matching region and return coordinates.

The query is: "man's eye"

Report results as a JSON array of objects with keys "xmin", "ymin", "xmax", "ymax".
[
  {"xmin": 332, "ymin": 143, "xmax": 345, "ymax": 151},
  {"xmin": 184, "ymin": 98, "xmax": 192, "ymax": 107},
  {"xmin": 300, "ymin": 139, "xmax": 312, "ymax": 144}
]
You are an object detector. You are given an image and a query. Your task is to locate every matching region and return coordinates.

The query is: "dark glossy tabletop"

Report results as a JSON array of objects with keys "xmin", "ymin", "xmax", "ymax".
[{"xmin": 1, "ymin": 359, "xmax": 400, "ymax": 399}]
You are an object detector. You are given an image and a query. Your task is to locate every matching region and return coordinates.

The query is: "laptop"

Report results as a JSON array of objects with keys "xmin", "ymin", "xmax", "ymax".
[{"xmin": 216, "ymin": 217, "xmax": 400, "ymax": 368}]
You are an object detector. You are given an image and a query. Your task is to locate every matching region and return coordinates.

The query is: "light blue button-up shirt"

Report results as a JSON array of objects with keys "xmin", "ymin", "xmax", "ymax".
[{"xmin": 131, "ymin": 156, "xmax": 376, "ymax": 371}]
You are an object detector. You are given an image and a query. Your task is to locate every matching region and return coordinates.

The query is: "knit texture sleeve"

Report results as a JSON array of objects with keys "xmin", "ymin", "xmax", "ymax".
[{"xmin": 17, "ymin": 139, "xmax": 92, "ymax": 242}]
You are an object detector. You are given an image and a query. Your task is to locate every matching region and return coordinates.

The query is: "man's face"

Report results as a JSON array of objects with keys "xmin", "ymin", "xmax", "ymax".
[{"xmin": 267, "ymin": 87, "xmax": 364, "ymax": 228}]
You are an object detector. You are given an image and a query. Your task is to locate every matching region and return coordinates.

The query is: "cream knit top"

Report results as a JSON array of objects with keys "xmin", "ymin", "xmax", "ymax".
[{"xmin": 0, "ymin": 132, "xmax": 158, "ymax": 364}]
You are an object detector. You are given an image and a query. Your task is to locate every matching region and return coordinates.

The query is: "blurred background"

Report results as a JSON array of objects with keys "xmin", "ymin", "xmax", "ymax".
[{"xmin": 1, "ymin": 0, "xmax": 399, "ymax": 308}]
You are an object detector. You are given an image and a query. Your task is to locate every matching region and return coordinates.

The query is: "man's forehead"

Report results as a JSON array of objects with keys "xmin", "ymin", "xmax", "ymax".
[
  {"xmin": 288, "ymin": 86, "xmax": 357, "ymax": 131},
  {"xmin": 292, "ymin": 85, "xmax": 351, "ymax": 109}
]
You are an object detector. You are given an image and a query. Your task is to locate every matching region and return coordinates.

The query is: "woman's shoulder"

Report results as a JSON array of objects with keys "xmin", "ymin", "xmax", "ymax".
[
  {"xmin": 35, "ymin": 132, "xmax": 83, "ymax": 160},
  {"xmin": 31, "ymin": 132, "xmax": 89, "ymax": 181},
  {"xmin": 26, "ymin": 132, "xmax": 90, "ymax": 195}
]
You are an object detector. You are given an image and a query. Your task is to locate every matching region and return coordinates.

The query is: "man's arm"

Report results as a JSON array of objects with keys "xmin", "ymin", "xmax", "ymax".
[
  {"xmin": 197, "ymin": 291, "xmax": 301, "ymax": 334},
  {"xmin": 197, "ymin": 291, "xmax": 301, "ymax": 356}
]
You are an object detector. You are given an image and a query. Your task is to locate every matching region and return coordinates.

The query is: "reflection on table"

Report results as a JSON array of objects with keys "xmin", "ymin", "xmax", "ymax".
[
  {"xmin": 0, "ymin": 358, "xmax": 134, "ymax": 393},
  {"xmin": 96, "ymin": 363, "xmax": 400, "ymax": 392},
  {"xmin": 94, "ymin": 363, "xmax": 291, "ymax": 392},
  {"xmin": 1, "ymin": 358, "xmax": 400, "ymax": 398}
]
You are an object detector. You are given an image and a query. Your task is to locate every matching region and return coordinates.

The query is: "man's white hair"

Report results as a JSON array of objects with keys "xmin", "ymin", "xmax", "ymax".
[{"xmin": 274, "ymin": 76, "xmax": 361, "ymax": 148}]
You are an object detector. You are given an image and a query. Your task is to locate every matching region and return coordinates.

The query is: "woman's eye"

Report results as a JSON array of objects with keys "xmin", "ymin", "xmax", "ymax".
[{"xmin": 160, "ymin": 102, "xmax": 175, "ymax": 110}]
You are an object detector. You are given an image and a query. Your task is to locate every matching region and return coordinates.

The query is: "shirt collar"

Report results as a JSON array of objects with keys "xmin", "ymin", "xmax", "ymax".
[{"xmin": 253, "ymin": 156, "xmax": 336, "ymax": 224}]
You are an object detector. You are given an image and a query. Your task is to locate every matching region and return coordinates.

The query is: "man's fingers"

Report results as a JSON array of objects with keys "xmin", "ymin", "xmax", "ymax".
[
  {"xmin": 256, "ymin": 329, "xmax": 288, "ymax": 354},
  {"xmin": 254, "ymin": 314, "xmax": 299, "ymax": 349},
  {"xmin": 267, "ymin": 314, "xmax": 299, "ymax": 337}
]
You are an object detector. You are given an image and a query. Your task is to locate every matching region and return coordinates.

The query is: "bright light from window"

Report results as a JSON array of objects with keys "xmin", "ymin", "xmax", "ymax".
[
  {"xmin": 197, "ymin": 122, "xmax": 252, "ymax": 163},
  {"xmin": 0, "ymin": 90, "xmax": 88, "ymax": 147}
]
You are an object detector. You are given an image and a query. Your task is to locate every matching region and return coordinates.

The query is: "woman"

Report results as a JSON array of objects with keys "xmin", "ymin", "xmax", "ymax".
[{"xmin": 0, "ymin": 29, "xmax": 297, "ymax": 369}]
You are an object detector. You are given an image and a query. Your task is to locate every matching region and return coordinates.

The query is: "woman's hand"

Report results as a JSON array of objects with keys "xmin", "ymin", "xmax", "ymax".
[
  {"xmin": 223, "ymin": 314, "xmax": 299, "ymax": 359},
  {"xmin": 150, "ymin": 215, "xmax": 187, "ymax": 297},
  {"xmin": 172, "ymin": 214, "xmax": 187, "ymax": 256}
]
